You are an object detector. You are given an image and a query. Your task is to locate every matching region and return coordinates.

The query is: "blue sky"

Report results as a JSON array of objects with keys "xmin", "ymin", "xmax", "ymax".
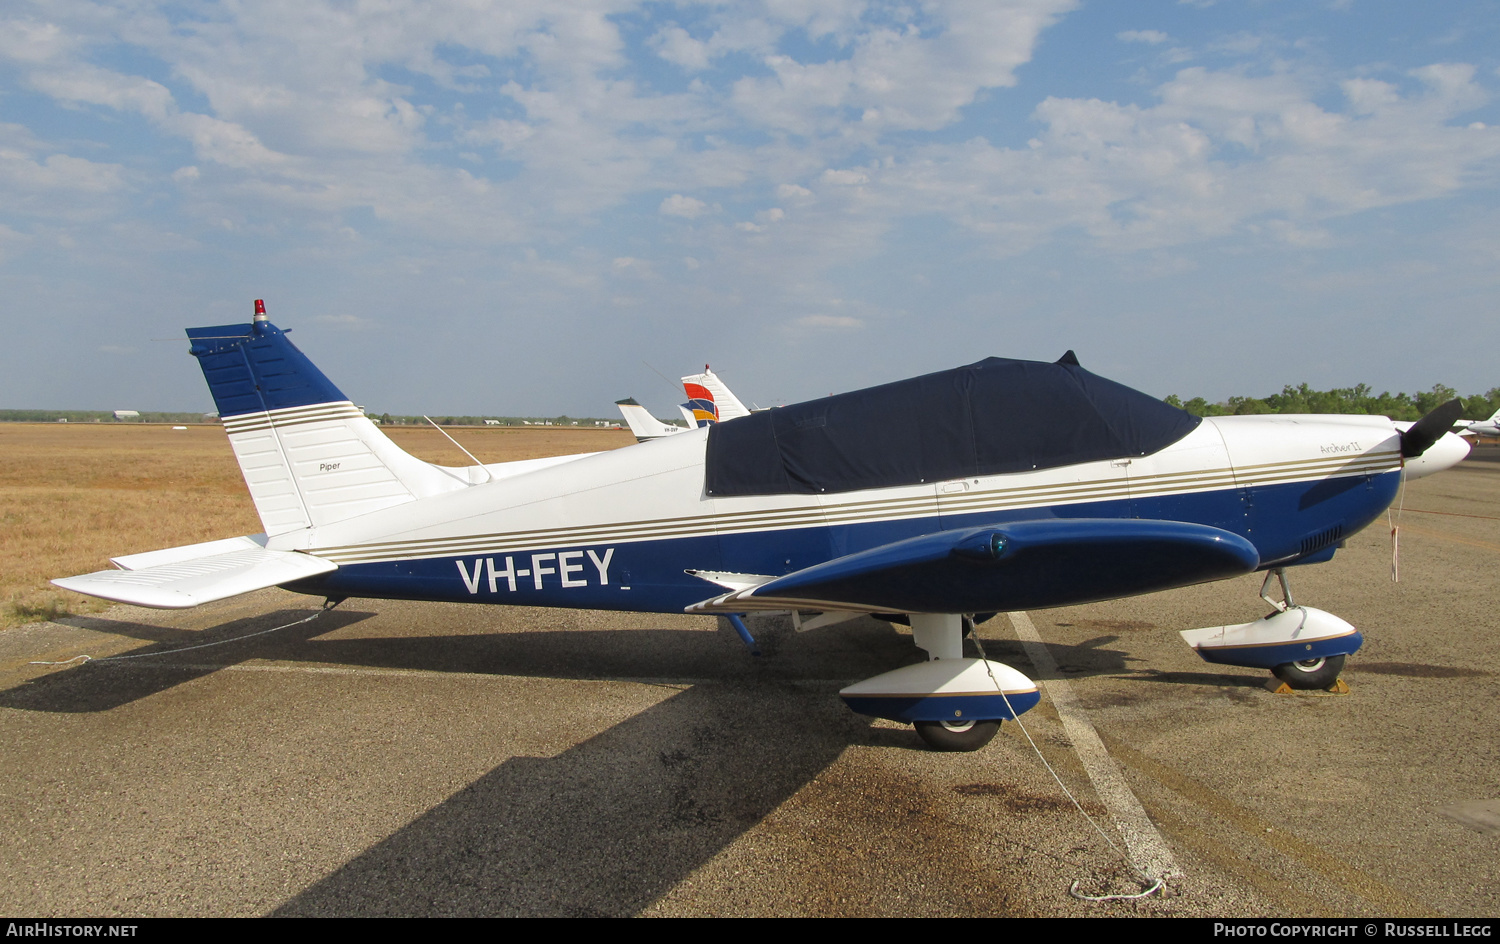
[{"xmin": 2, "ymin": 1, "xmax": 1498, "ymax": 416}]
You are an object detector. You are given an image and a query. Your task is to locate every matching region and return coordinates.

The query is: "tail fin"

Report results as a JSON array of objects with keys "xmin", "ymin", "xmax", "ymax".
[
  {"xmin": 189, "ymin": 305, "xmax": 465, "ymax": 535},
  {"xmin": 682, "ymin": 365, "xmax": 750, "ymax": 426},
  {"xmin": 615, "ymin": 398, "xmax": 685, "ymax": 442}
]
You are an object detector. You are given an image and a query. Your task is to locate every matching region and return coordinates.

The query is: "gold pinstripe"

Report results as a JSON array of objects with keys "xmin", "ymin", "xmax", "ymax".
[
  {"xmin": 222, "ymin": 402, "xmax": 366, "ymax": 434},
  {"xmin": 311, "ymin": 447, "xmax": 1402, "ymax": 566}
]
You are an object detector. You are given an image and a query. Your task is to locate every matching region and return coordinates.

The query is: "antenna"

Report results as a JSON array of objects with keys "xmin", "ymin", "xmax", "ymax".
[
  {"xmin": 422, "ymin": 416, "xmax": 493, "ymax": 484},
  {"xmin": 642, "ymin": 360, "xmax": 682, "ymax": 397}
]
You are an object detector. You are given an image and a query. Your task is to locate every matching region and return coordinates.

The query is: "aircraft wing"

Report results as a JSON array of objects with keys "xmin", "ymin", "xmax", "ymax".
[
  {"xmin": 53, "ymin": 537, "xmax": 337, "ymax": 609},
  {"xmin": 687, "ymin": 518, "xmax": 1259, "ymax": 616}
]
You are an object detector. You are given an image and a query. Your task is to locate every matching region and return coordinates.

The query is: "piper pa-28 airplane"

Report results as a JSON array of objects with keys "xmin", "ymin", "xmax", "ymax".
[{"xmin": 55, "ymin": 301, "xmax": 1471, "ymax": 751}]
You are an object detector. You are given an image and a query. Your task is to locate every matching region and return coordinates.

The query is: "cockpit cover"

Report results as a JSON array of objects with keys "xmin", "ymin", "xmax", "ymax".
[{"xmin": 703, "ymin": 353, "xmax": 1200, "ymax": 497}]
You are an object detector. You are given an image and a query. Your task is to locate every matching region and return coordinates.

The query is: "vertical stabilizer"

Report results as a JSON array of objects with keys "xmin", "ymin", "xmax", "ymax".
[
  {"xmin": 682, "ymin": 366, "xmax": 750, "ymax": 425},
  {"xmin": 615, "ymin": 398, "xmax": 685, "ymax": 442},
  {"xmin": 188, "ymin": 305, "xmax": 465, "ymax": 535}
]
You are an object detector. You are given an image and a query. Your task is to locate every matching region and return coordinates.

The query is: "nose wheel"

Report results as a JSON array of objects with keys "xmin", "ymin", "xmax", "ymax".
[
  {"xmin": 914, "ymin": 719, "xmax": 1001, "ymax": 752},
  {"xmin": 1272, "ymin": 654, "xmax": 1346, "ymax": 690}
]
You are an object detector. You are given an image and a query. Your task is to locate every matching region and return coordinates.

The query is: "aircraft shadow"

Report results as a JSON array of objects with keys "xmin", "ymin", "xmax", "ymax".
[
  {"xmin": 1, "ymin": 609, "xmax": 922, "ymax": 714},
  {"xmin": 0, "ymin": 609, "xmax": 376, "ymax": 714},
  {"xmin": 272, "ymin": 681, "xmax": 870, "ymax": 917},
  {"xmin": 2, "ymin": 606, "xmax": 1250, "ymax": 715},
  {"xmin": 978, "ymin": 632, "xmax": 1266, "ymax": 689}
]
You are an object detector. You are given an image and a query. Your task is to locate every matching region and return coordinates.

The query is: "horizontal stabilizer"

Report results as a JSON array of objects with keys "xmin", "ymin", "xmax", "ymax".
[
  {"xmin": 53, "ymin": 543, "xmax": 337, "ymax": 609},
  {"xmin": 688, "ymin": 518, "xmax": 1259, "ymax": 615},
  {"xmin": 110, "ymin": 534, "xmax": 269, "ymax": 571}
]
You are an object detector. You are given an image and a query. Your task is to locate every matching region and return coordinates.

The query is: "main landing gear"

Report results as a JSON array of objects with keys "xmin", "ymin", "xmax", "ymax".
[
  {"xmin": 913, "ymin": 719, "xmax": 1002, "ymax": 752},
  {"xmin": 838, "ymin": 612, "xmax": 1041, "ymax": 752},
  {"xmin": 1179, "ymin": 569, "xmax": 1362, "ymax": 690}
]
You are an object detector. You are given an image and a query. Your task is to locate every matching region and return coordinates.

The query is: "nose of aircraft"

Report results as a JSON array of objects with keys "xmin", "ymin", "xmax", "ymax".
[{"xmin": 1403, "ymin": 431, "xmax": 1471, "ymax": 479}]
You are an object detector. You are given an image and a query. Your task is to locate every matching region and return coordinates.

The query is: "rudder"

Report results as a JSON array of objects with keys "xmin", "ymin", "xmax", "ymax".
[{"xmin": 188, "ymin": 303, "xmax": 466, "ymax": 536}]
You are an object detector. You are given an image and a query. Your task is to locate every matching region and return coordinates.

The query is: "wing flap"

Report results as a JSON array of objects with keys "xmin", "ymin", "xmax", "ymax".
[
  {"xmin": 53, "ymin": 543, "xmax": 337, "ymax": 609},
  {"xmin": 688, "ymin": 518, "xmax": 1259, "ymax": 615}
]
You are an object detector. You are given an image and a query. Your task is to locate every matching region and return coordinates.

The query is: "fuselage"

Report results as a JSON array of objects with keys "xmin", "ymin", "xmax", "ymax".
[{"xmin": 277, "ymin": 413, "xmax": 1422, "ymax": 614}]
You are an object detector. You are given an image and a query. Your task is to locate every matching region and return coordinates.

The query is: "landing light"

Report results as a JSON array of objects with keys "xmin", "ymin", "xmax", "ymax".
[{"xmin": 953, "ymin": 530, "xmax": 1008, "ymax": 561}]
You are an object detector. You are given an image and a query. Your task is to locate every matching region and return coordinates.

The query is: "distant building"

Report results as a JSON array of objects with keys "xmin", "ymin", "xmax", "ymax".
[
  {"xmin": 485, "ymin": 419, "xmax": 501, "ymax": 426},
  {"xmin": 112, "ymin": 410, "xmax": 140, "ymax": 421}
]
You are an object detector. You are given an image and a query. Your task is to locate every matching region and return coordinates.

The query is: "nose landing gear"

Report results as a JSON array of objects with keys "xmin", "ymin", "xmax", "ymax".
[
  {"xmin": 1180, "ymin": 569, "xmax": 1361, "ymax": 691},
  {"xmin": 1272, "ymin": 654, "xmax": 1347, "ymax": 691}
]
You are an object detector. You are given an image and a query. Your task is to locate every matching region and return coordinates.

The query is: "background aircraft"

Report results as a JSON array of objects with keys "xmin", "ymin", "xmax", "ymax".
[
  {"xmin": 682, "ymin": 366, "xmax": 751, "ymax": 426},
  {"xmin": 618, "ymin": 365, "xmax": 751, "ymax": 441},
  {"xmin": 615, "ymin": 397, "xmax": 687, "ymax": 442},
  {"xmin": 1455, "ymin": 409, "xmax": 1500, "ymax": 439},
  {"xmin": 55, "ymin": 302, "xmax": 1470, "ymax": 751}
]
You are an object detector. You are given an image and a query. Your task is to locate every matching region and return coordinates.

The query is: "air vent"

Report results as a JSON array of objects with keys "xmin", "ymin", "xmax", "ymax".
[{"xmin": 1299, "ymin": 524, "xmax": 1344, "ymax": 557}]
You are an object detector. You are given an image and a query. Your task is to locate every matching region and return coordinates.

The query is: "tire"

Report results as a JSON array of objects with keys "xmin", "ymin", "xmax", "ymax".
[
  {"xmin": 914, "ymin": 719, "xmax": 1001, "ymax": 752},
  {"xmin": 1272, "ymin": 654, "xmax": 1346, "ymax": 690}
]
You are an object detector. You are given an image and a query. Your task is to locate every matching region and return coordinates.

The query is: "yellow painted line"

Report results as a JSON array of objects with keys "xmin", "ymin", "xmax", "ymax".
[
  {"xmin": 1097, "ymin": 732, "xmax": 1434, "ymax": 917},
  {"xmin": 1402, "ymin": 508, "xmax": 1500, "ymax": 522},
  {"xmin": 1131, "ymin": 794, "xmax": 1337, "ymax": 916},
  {"xmin": 1396, "ymin": 523, "xmax": 1500, "ymax": 555}
]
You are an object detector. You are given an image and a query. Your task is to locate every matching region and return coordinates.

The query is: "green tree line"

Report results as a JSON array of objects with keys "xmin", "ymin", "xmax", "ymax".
[{"xmin": 1165, "ymin": 384, "xmax": 1500, "ymax": 421}]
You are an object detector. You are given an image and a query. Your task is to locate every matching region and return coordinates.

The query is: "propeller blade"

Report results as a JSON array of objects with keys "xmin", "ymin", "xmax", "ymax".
[{"xmin": 1400, "ymin": 398, "xmax": 1465, "ymax": 458}]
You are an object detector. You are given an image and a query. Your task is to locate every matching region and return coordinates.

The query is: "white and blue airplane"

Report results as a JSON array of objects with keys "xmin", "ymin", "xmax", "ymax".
[
  {"xmin": 54, "ymin": 301, "xmax": 1471, "ymax": 751},
  {"xmin": 1456, "ymin": 408, "xmax": 1500, "ymax": 439}
]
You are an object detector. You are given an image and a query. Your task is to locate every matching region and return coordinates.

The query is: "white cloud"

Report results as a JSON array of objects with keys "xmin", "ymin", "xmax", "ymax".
[
  {"xmin": 3, "ymin": 1, "xmax": 1500, "ymax": 415},
  {"xmin": 822, "ymin": 168, "xmax": 869, "ymax": 186},
  {"xmin": 0, "ymin": 19, "xmax": 75, "ymax": 63},
  {"xmin": 870, "ymin": 61, "xmax": 1500, "ymax": 255},
  {"xmin": 651, "ymin": 26, "xmax": 711, "ymax": 71},
  {"xmin": 314, "ymin": 313, "xmax": 372, "ymax": 330},
  {"xmin": 1118, "ymin": 30, "xmax": 1169, "ymax": 44},
  {"xmin": 660, "ymin": 194, "xmax": 709, "ymax": 218},
  {"xmin": 790, "ymin": 314, "xmax": 864, "ymax": 330},
  {"xmin": 729, "ymin": 2, "xmax": 1078, "ymax": 135}
]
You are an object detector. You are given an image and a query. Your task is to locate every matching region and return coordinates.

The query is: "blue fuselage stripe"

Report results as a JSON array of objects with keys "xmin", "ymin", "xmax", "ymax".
[{"xmin": 288, "ymin": 471, "xmax": 1401, "ymax": 614}]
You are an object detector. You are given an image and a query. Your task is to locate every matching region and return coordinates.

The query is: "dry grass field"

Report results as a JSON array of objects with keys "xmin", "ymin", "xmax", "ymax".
[{"xmin": 0, "ymin": 423, "xmax": 635, "ymax": 629}]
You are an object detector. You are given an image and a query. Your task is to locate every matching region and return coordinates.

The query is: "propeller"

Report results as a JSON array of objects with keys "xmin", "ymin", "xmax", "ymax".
[{"xmin": 1400, "ymin": 398, "xmax": 1465, "ymax": 458}]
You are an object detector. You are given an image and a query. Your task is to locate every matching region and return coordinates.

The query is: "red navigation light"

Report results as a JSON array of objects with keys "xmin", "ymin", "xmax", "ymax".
[{"xmin": 253, "ymin": 299, "xmax": 267, "ymax": 322}]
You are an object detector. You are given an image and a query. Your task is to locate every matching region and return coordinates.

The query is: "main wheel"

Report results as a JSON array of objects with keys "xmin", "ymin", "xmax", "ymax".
[
  {"xmin": 1272, "ymin": 654, "xmax": 1346, "ymax": 690},
  {"xmin": 914, "ymin": 719, "xmax": 1001, "ymax": 752}
]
